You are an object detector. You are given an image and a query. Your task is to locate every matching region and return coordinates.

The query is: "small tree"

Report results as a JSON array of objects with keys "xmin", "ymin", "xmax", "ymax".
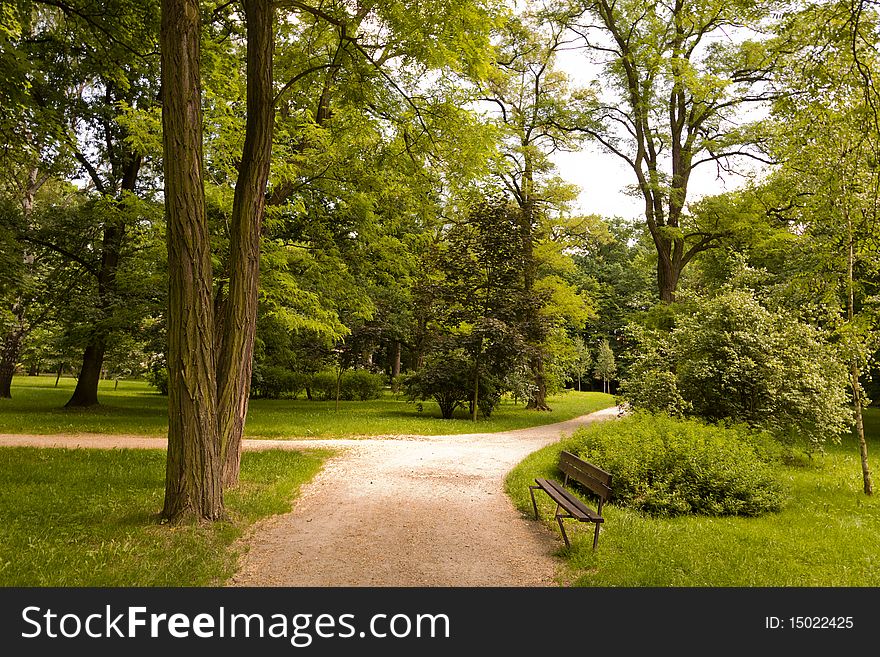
[
  {"xmin": 570, "ymin": 335, "xmax": 592, "ymax": 391},
  {"xmin": 593, "ymin": 339, "xmax": 616, "ymax": 394}
]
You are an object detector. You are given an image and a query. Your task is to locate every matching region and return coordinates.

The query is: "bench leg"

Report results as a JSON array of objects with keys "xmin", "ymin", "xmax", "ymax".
[
  {"xmin": 529, "ymin": 486, "xmax": 540, "ymax": 519},
  {"xmin": 556, "ymin": 514, "xmax": 571, "ymax": 549},
  {"xmin": 592, "ymin": 522, "xmax": 601, "ymax": 551}
]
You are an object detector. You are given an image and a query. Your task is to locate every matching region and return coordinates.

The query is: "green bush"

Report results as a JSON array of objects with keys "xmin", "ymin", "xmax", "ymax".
[
  {"xmin": 619, "ymin": 289, "xmax": 853, "ymax": 449},
  {"xmin": 250, "ymin": 365, "xmax": 308, "ymax": 399},
  {"xmin": 570, "ymin": 413, "xmax": 784, "ymax": 517},
  {"xmin": 309, "ymin": 371, "xmax": 338, "ymax": 401},
  {"xmin": 144, "ymin": 365, "xmax": 168, "ymax": 395},
  {"xmin": 342, "ymin": 369, "xmax": 383, "ymax": 401}
]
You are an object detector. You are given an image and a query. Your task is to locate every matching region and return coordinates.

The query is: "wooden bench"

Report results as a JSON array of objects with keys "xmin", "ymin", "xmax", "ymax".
[{"xmin": 529, "ymin": 451, "xmax": 612, "ymax": 550}]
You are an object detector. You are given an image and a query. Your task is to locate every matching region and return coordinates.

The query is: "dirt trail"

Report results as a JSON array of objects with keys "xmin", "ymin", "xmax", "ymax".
[
  {"xmin": 230, "ymin": 407, "xmax": 619, "ymax": 587},
  {"xmin": 0, "ymin": 406, "xmax": 619, "ymax": 586}
]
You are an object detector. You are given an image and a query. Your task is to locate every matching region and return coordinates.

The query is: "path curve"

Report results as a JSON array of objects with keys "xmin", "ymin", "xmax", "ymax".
[
  {"xmin": 230, "ymin": 406, "xmax": 620, "ymax": 587},
  {"xmin": 0, "ymin": 406, "xmax": 619, "ymax": 586}
]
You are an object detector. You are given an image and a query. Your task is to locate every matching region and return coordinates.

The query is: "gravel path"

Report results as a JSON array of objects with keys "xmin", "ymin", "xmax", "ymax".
[
  {"xmin": 230, "ymin": 407, "xmax": 620, "ymax": 587},
  {"xmin": 0, "ymin": 406, "xmax": 619, "ymax": 587}
]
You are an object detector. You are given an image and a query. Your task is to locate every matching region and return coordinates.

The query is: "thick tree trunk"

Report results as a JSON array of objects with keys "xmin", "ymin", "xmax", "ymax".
[
  {"xmin": 0, "ymin": 330, "xmax": 24, "ymax": 399},
  {"xmin": 160, "ymin": 0, "xmax": 224, "ymax": 522},
  {"xmin": 217, "ymin": 0, "xmax": 274, "ymax": 489},
  {"xmin": 657, "ymin": 239, "xmax": 680, "ymax": 303},
  {"xmin": 65, "ymin": 341, "xmax": 106, "ymax": 407},
  {"xmin": 526, "ymin": 355, "xmax": 551, "ymax": 411}
]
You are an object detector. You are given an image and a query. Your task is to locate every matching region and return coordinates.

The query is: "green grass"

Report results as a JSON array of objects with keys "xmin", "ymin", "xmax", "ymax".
[
  {"xmin": 506, "ymin": 408, "xmax": 880, "ymax": 586},
  {"xmin": 0, "ymin": 446, "xmax": 330, "ymax": 586},
  {"xmin": 0, "ymin": 375, "xmax": 615, "ymax": 438}
]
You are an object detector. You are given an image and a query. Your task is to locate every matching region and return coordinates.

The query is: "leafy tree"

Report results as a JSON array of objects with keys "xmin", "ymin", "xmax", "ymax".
[
  {"xmin": 563, "ymin": 0, "xmax": 778, "ymax": 301},
  {"xmin": 593, "ymin": 338, "xmax": 616, "ymax": 393},
  {"xmin": 483, "ymin": 8, "xmax": 596, "ymax": 408},
  {"xmin": 759, "ymin": 0, "xmax": 880, "ymax": 492},
  {"xmin": 569, "ymin": 335, "xmax": 592, "ymax": 391}
]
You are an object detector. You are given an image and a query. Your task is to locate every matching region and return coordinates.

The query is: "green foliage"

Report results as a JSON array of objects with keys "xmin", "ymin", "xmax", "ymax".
[
  {"xmin": 403, "ymin": 350, "xmax": 478, "ymax": 419},
  {"xmin": 506, "ymin": 411, "xmax": 880, "ymax": 585},
  {"xmin": 250, "ymin": 364, "xmax": 308, "ymax": 400},
  {"xmin": 570, "ymin": 413, "xmax": 783, "ymax": 517},
  {"xmin": 309, "ymin": 371, "xmax": 338, "ymax": 402},
  {"xmin": 620, "ymin": 290, "xmax": 853, "ymax": 449},
  {"xmin": 307, "ymin": 369, "xmax": 384, "ymax": 402},
  {"xmin": 342, "ymin": 369, "xmax": 384, "ymax": 402},
  {"xmin": 144, "ymin": 364, "xmax": 168, "ymax": 396}
]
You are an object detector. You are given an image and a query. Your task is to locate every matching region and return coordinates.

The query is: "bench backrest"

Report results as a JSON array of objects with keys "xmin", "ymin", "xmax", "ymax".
[{"xmin": 559, "ymin": 451, "xmax": 612, "ymax": 507}]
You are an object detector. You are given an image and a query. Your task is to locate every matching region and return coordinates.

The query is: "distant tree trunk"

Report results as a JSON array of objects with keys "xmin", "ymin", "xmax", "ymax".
[
  {"xmin": 392, "ymin": 341, "xmax": 401, "ymax": 379},
  {"xmin": 216, "ymin": 0, "xmax": 274, "ymax": 488},
  {"xmin": 160, "ymin": 0, "xmax": 224, "ymax": 522},
  {"xmin": 65, "ymin": 159, "xmax": 140, "ymax": 408},
  {"xmin": 526, "ymin": 354, "xmax": 550, "ymax": 411},
  {"xmin": 65, "ymin": 341, "xmax": 106, "ymax": 407},
  {"xmin": 55, "ymin": 364, "xmax": 63, "ymax": 387},
  {"xmin": 0, "ymin": 330, "xmax": 23, "ymax": 398}
]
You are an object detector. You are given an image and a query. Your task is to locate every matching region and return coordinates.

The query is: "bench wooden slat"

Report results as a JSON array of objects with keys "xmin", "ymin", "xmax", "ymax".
[
  {"xmin": 559, "ymin": 451, "xmax": 613, "ymax": 500},
  {"xmin": 534, "ymin": 478, "xmax": 602, "ymax": 522}
]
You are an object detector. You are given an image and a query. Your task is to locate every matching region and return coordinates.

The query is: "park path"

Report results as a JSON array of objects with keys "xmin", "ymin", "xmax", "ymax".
[
  {"xmin": 0, "ymin": 406, "xmax": 619, "ymax": 586},
  {"xmin": 229, "ymin": 407, "xmax": 619, "ymax": 587}
]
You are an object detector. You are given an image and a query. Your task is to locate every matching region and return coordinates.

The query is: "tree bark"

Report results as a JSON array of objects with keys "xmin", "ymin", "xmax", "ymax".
[
  {"xmin": 846, "ymin": 211, "xmax": 873, "ymax": 495},
  {"xmin": 160, "ymin": 0, "xmax": 224, "ymax": 522},
  {"xmin": 392, "ymin": 341, "xmax": 401, "ymax": 379},
  {"xmin": 64, "ymin": 157, "xmax": 140, "ymax": 407},
  {"xmin": 0, "ymin": 325, "xmax": 25, "ymax": 398},
  {"xmin": 65, "ymin": 340, "xmax": 106, "ymax": 407},
  {"xmin": 216, "ymin": 0, "xmax": 274, "ymax": 488}
]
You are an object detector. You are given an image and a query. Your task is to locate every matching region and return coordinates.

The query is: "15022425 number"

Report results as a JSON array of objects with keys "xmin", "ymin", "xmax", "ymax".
[{"xmin": 789, "ymin": 616, "xmax": 854, "ymax": 629}]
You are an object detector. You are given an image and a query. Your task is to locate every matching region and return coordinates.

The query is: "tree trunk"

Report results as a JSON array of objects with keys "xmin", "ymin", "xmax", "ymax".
[
  {"xmin": 526, "ymin": 355, "xmax": 551, "ymax": 411},
  {"xmin": 657, "ymin": 240, "xmax": 680, "ymax": 303},
  {"xmin": 64, "ymin": 166, "xmax": 138, "ymax": 408},
  {"xmin": 217, "ymin": 0, "xmax": 274, "ymax": 489},
  {"xmin": 392, "ymin": 341, "xmax": 401, "ymax": 379},
  {"xmin": 846, "ymin": 212, "xmax": 873, "ymax": 495},
  {"xmin": 0, "ymin": 330, "xmax": 24, "ymax": 399},
  {"xmin": 851, "ymin": 365, "xmax": 873, "ymax": 495},
  {"xmin": 160, "ymin": 0, "xmax": 224, "ymax": 522},
  {"xmin": 65, "ymin": 340, "xmax": 106, "ymax": 407}
]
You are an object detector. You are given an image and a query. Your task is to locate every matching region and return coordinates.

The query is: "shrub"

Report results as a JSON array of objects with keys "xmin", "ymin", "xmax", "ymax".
[
  {"xmin": 144, "ymin": 365, "xmax": 168, "ymax": 395},
  {"xmin": 569, "ymin": 413, "xmax": 784, "ymax": 517},
  {"xmin": 250, "ymin": 365, "xmax": 307, "ymax": 399},
  {"xmin": 619, "ymin": 289, "xmax": 853, "ymax": 449},
  {"xmin": 341, "ymin": 369, "xmax": 383, "ymax": 401},
  {"xmin": 309, "ymin": 371, "xmax": 338, "ymax": 401},
  {"xmin": 403, "ymin": 350, "xmax": 505, "ymax": 419}
]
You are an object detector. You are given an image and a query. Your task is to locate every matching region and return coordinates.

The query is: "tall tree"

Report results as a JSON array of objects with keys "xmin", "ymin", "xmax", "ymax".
[
  {"xmin": 484, "ymin": 9, "xmax": 594, "ymax": 408},
  {"xmin": 565, "ymin": 0, "xmax": 777, "ymax": 301}
]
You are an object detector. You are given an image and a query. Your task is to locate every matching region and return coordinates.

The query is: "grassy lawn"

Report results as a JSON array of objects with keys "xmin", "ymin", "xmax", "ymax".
[
  {"xmin": 506, "ymin": 408, "xmax": 880, "ymax": 586},
  {"xmin": 0, "ymin": 446, "xmax": 330, "ymax": 586},
  {"xmin": 0, "ymin": 375, "xmax": 615, "ymax": 437}
]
